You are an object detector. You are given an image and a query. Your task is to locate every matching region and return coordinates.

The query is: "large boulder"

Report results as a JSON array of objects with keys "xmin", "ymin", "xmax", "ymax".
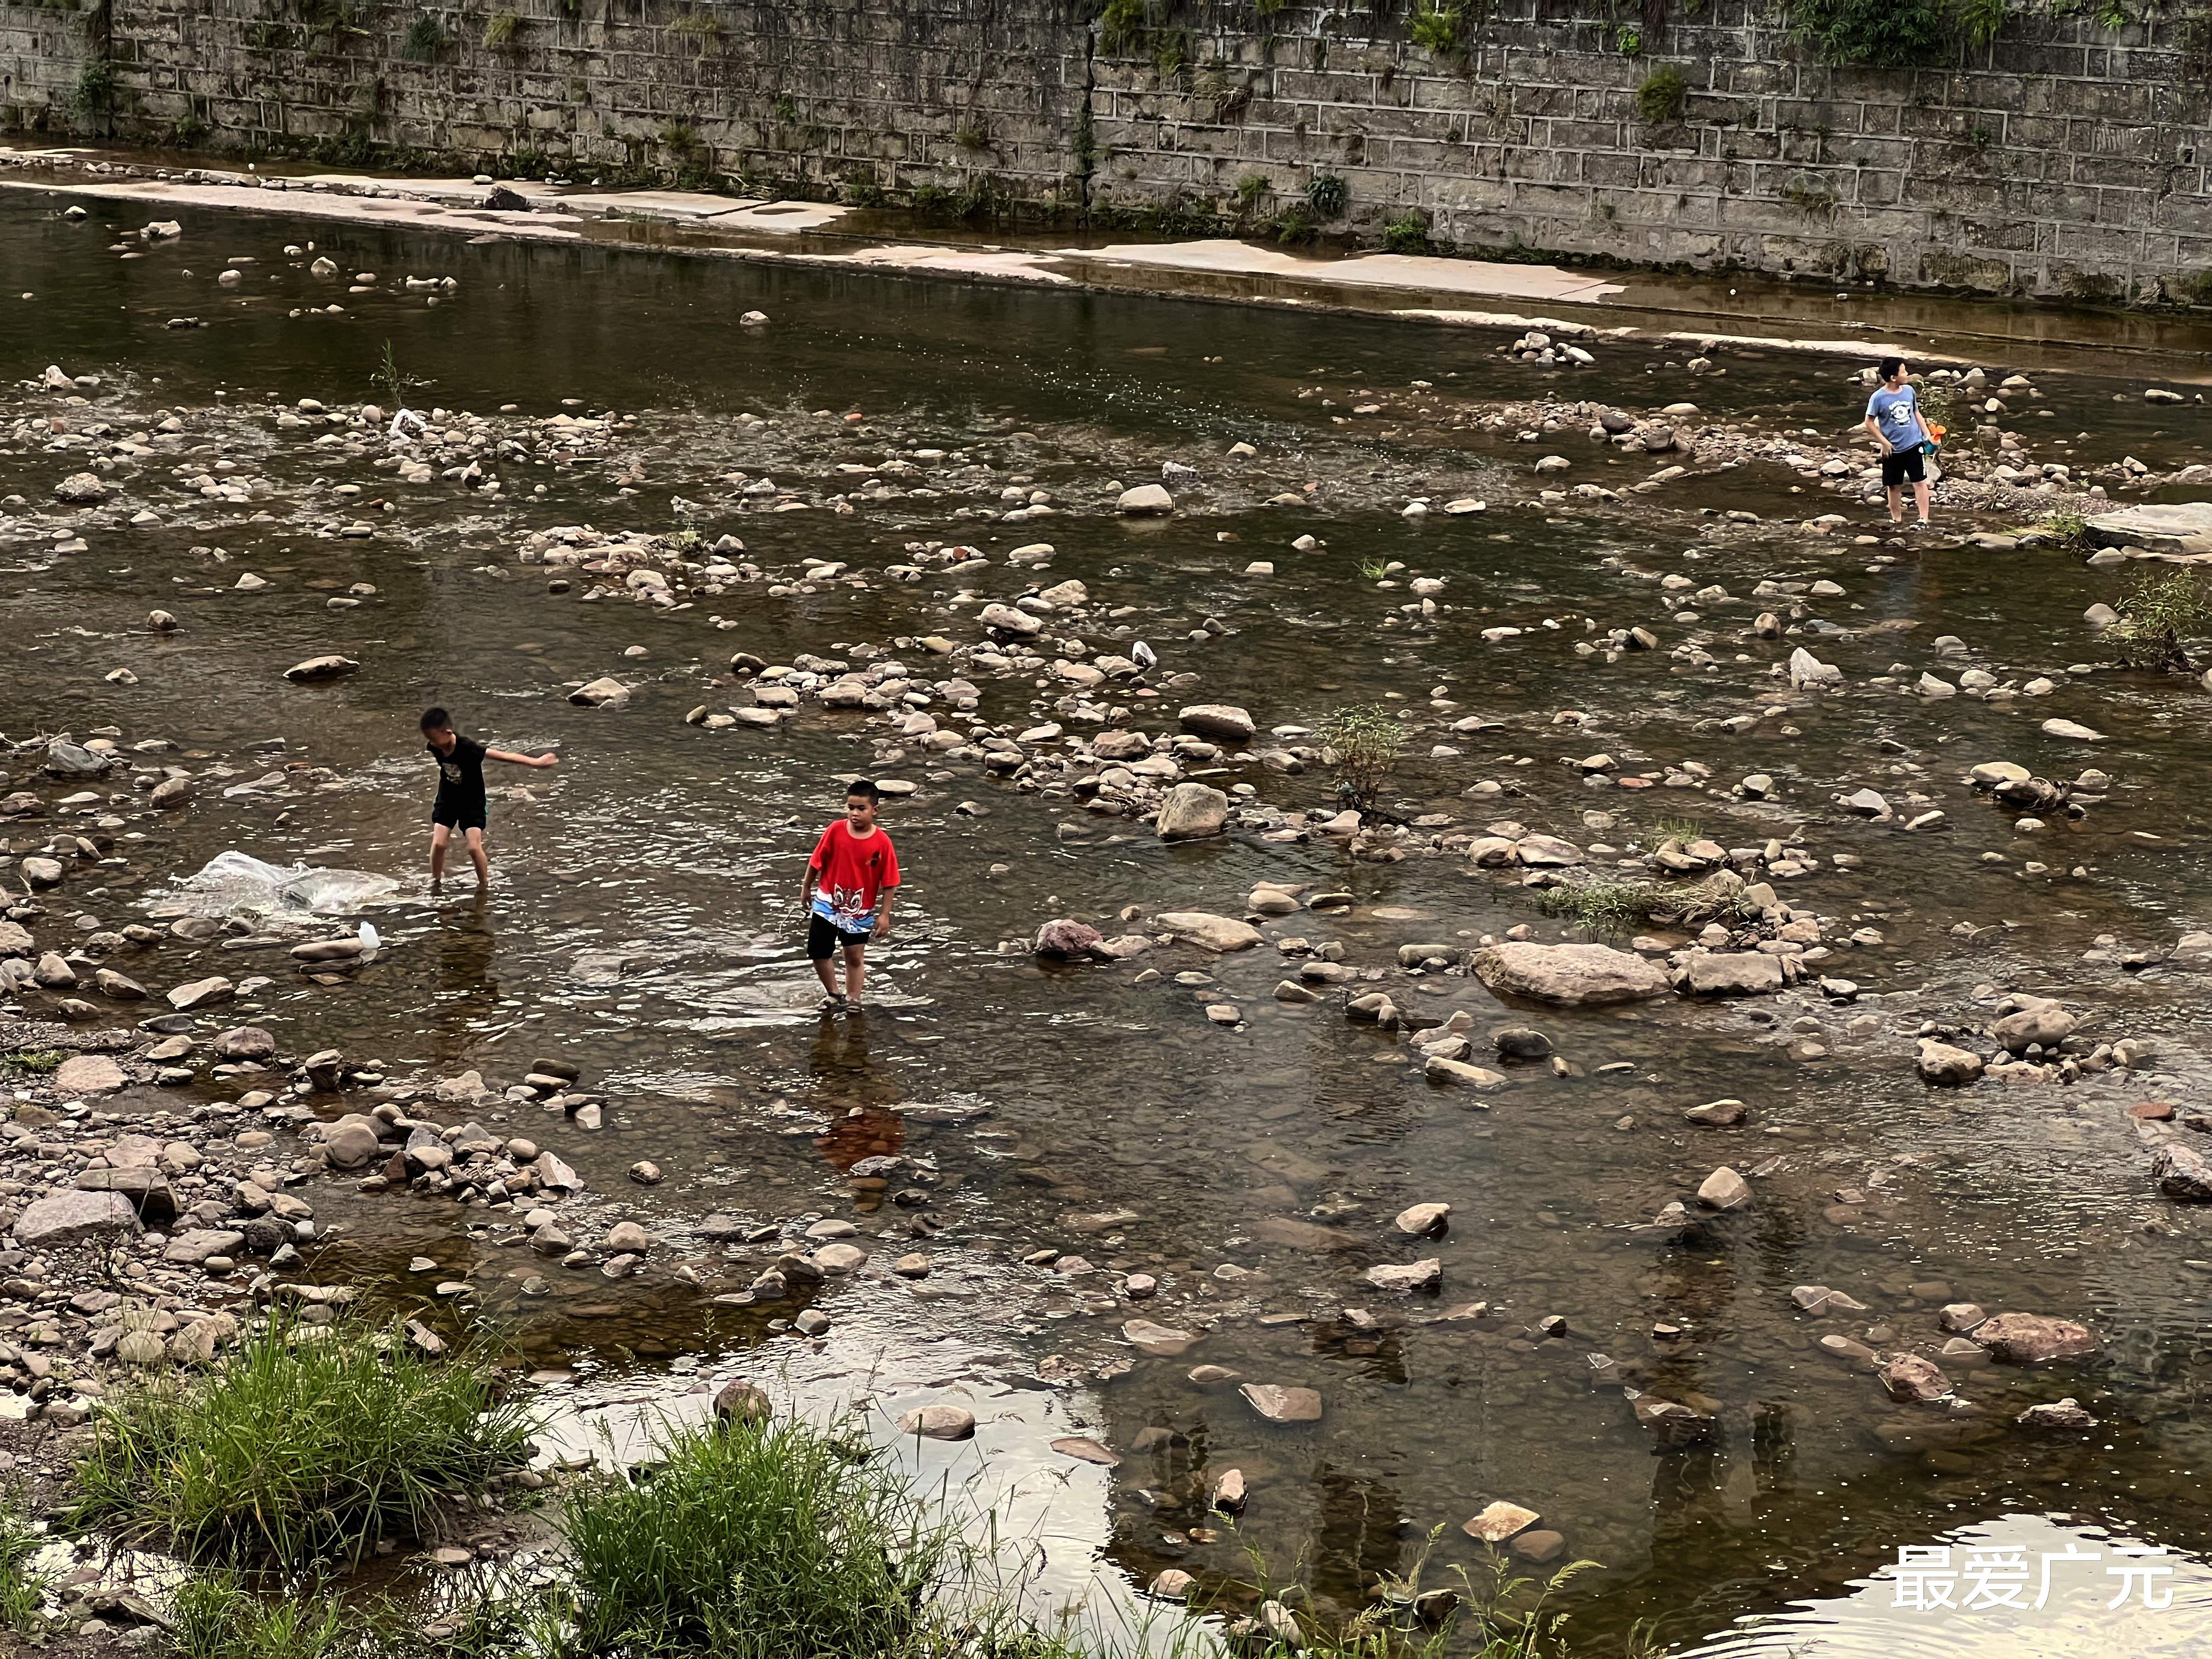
[
  {"xmin": 320, "ymin": 1114, "xmax": 386, "ymax": 1171},
  {"xmin": 213, "ymin": 1026, "xmax": 276, "ymax": 1062},
  {"xmin": 1155, "ymin": 783, "xmax": 1229, "ymax": 840},
  {"xmin": 2152, "ymin": 1142, "xmax": 2212, "ymax": 1202},
  {"xmin": 1153, "ymin": 912, "xmax": 1262, "ymax": 952},
  {"xmin": 1033, "ymin": 919, "xmax": 1105, "ymax": 959},
  {"xmin": 1116, "ymin": 483, "xmax": 1174, "ymax": 515},
  {"xmin": 75, "ymin": 1166, "xmax": 178, "ymax": 1224},
  {"xmin": 1472, "ymin": 943, "xmax": 1669, "ymax": 1006},
  {"xmin": 1971, "ymin": 1312, "xmax": 2098, "ymax": 1364},
  {"xmin": 1915, "ymin": 1039, "xmax": 1984, "ymax": 1086},
  {"xmin": 1993, "ymin": 998, "xmax": 2075, "ymax": 1053},
  {"xmin": 1178, "ymin": 704, "xmax": 1255, "ymax": 742},
  {"xmin": 54, "ymin": 471, "xmax": 113, "ymax": 504},
  {"xmin": 14, "ymin": 1189, "xmax": 142, "ymax": 1248}
]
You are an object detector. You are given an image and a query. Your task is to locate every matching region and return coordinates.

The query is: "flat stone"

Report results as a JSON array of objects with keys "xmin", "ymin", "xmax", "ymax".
[
  {"xmin": 1681, "ymin": 953, "xmax": 1784, "ymax": 997},
  {"xmin": 52, "ymin": 1054, "xmax": 127, "ymax": 1096},
  {"xmin": 2085, "ymin": 501, "xmax": 2212, "ymax": 550},
  {"xmin": 896, "ymin": 1403, "xmax": 976, "ymax": 1440},
  {"xmin": 1462, "ymin": 1499, "xmax": 1542, "ymax": 1543},
  {"xmin": 1472, "ymin": 942, "xmax": 1671, "ymax": 1005},
  {"xmin": 1364, "ymin": 1257, "xmax": 1441, "ymax": 1293},
  {"xmin": 1178, "ymin": 703, "xmax": 1255, "ymax": 742},
  {"xmin": 1122, "ymin": 1319, "xmax": 1197, "ymax": 1356},
  {"xmin": 1239, "ymin": 1383, "xmax": 1323, "ymax": 1424},
  {"xmin": 14, "ymin": 1188, "xmax": 142, "ymax": 1247},
  {"xmin": 1154, "ymin": 911, "xmax": 1262, "ymax": 952}
]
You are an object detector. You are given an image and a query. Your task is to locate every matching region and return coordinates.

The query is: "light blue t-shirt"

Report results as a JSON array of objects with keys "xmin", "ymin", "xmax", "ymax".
[{"xmin": 1867, "ymin": 385, "xmax": 1922, "ymax": 449}]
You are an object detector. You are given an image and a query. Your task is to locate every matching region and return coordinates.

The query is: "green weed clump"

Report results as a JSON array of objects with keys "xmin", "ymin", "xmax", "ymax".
[
  {"xmin": 0, "ymin": 1493, "xmax": 47, "ymax": 1635},
  {"xmin": 2106, "ymin": 568, "xmax": 2212, "ymax": 674},
  {"xmin": 1784, "ymin": 0, "xmax": 1956, "ymax": 66},
  {"xmin": 1322, "ymin": 704, "xmax": 1407, "ymax": 817},
  {"xmin": 560, "ymin": 1412, "xmax": 950, "ymax": 1657},
  {"xmin": 72, "ymin": 1320, "xmax": 536, "ymax": 1566},
  {"xmin": 1409, "ymin": 0, "xmax": 1463, "ymax": 56},
  {"xmin": 1541, "ymin": 879, "xmax": 1663, "ymax": 933},
  {"xmin": 1635, "ymin": 64, "xmax": 1686, "ymax": 122}
]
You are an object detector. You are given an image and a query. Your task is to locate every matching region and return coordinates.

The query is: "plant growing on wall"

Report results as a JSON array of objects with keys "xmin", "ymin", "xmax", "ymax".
[
  {"xmin": 481, "ymin": 10, "xmax": 520, "ymax": 47},
  {"xmin": 1383, "ymin": 208, "xmax": 1434, "ymax": 252},
  {"xmin": 1099, "ymin": 0, "xmax": 1145, "ymax": 52},
  {"xmin": 1635, "ymin": 63, "xmax": 1686, "ymax": 121},
  {"xmin": 402, "ymin": 12, "xmax": 445, "ymax": 60},
  {"xmin": 1956, "ymin": 0, "xmax": 2010, "ymax": 45},
  {"xmin": 1615, "ymin": 23, "xmax": 1643, "ymax": 50},
  {"xmin": 1307, "ymin": 171, "xmax": 1348, "ymax": 217},
  {"xmin": 669, "ymin": 10, "xmax": 721, "ymax": 53},
  {"xmin": 1409, "ymin": 0, "xmax": 1464, "ymax": 56},
  {"xmin": 1783, "ymin": 0, "xmax": 1956, "ymax": 66}
]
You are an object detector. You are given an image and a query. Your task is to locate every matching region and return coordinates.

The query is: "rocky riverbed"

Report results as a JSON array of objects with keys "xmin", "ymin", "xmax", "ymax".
[{"xmin": 7, "ymin": 182, "xmax": 2212, "ymax": 1652}]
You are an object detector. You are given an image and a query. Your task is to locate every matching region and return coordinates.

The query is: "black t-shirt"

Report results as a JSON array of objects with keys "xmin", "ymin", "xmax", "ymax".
[{"xmin": 427, "ymin": 735, "xmax": 487, "ymax": 808}]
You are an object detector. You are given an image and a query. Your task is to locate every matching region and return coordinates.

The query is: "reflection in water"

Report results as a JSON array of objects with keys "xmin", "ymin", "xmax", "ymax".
[
  {"xmin": 426, "ymin": 890, "xmax": 499, "ymax": 1059},
  {"xmin": 810, "ymin": 1013, "xmax": 909, "ymax": 1177}
]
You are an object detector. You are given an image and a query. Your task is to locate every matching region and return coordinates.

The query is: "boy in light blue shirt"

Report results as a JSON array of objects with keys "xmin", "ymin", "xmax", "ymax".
[{"xmin": 1861, "ymin": 355, "xmax": 1934, "ymax": 528}]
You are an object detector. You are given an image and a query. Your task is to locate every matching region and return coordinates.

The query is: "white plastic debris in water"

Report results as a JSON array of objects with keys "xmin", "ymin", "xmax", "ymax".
[
  {"xmin": 358, "ymin": 921, "xmax": 381, "ymax": 952},
  {"xmin": 167, "ymin": 851, "xmax": 398, "ymax": 921},
  {"xmin": 388, "ymin": 407, "xmax": 427, "ymax": 441}
]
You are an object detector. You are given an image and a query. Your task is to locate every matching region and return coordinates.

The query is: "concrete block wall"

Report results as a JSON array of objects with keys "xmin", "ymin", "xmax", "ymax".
[
  {"xmin": 1, "ymin": 1, "xmax": 95, "ymax": 132},
  {"xmin": 5, "ymin": 0, "xmax": 2209, "ymax": 297}
]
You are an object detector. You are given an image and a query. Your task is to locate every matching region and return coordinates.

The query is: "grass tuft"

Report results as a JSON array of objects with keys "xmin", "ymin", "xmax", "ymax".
[
  {"xmin": 71, "ymin": 1318, "xmax": 536, "ymax": 1566},
  {"xmin": 561, "ymin": 1411, "xmax": 950, "ymax": 1656},
  {"xmin": 2107, "ymin": 568, "xmax": 2212, "ymax": 674},
  {"xmin": 1321, "ymin": 704, "xmax": 1407, "ymax": 818},
  {"xmin": 1540, "ymin": 879, "xmax": 1662, "ymax": 933},
  {"xmin": 0, "ymin": 1491, "xmax": 47, "ymax": 1635}
]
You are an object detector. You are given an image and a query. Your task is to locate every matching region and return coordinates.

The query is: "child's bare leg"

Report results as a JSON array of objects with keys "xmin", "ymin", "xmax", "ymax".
[
  {"xmin": 464, "ymin": 827, "xmax": 489, "ymax": 886},
  {"xmin": 430, "ymin": 823, "xmax": 451, "ymax": 883},
  {"xmin": 1914, "ymin": 478, "xmax": 1933, "ymax": 523},
  {"xmin": 812, "ymin": 957, "xmax": 840, "ymax": 999},
  {"xmin": 1886, "ymin": 484, "xmax": 1904, "ymax": 523},
  {"xmin": 843, "ymin": 943, "xmax": 867, "ymax": 1004}
]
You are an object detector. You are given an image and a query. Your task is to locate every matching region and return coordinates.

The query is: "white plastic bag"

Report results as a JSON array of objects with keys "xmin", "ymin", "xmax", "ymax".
[{"xmin": 167, "ymin": 851, "xmax": 398, "ymax": 921}]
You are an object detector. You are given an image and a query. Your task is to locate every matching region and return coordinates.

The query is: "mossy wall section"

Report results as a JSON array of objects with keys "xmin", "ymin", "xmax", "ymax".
[{"xmin": 4, "ymin": 0, "xmax": 2208, "ymax": 298}]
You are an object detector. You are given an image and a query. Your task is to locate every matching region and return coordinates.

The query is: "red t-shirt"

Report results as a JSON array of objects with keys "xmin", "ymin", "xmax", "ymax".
[{"xmin": 808, "ymin": 820, "xmax": 899, "ymax": 929}]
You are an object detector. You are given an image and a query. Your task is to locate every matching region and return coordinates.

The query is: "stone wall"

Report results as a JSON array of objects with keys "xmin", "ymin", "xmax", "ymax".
[{"xmin": 3, "ymin": 0, "xmax": 2208, "ymax": 298}]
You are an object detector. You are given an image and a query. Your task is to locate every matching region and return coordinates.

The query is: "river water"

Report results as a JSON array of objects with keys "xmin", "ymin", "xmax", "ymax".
[{"xmin": 6, "ymin": 183, "xmax": 2212, "ymax": 1655}]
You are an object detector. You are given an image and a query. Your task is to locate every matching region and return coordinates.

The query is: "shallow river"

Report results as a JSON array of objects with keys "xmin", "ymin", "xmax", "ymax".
[{"xmin": 6, "ymin": 184, "xmax": 2212, "ymax": 1655}]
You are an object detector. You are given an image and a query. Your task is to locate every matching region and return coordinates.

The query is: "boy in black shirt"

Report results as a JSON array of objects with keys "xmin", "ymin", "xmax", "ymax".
[{"xmin": 420, "ymin": 707, "xmax": 558, "ymax": 887}]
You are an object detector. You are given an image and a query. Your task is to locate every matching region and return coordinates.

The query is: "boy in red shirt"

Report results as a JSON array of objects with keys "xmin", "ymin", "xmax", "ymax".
[{"xmin": 802, "ymin": 778, "xmax": 900, "ymax": 1011}]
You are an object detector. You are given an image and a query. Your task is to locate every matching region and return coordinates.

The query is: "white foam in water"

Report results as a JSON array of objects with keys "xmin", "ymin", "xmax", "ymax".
[{"xmin": 166, "ymin": 850, "xmax": 399, "ymax": 921}]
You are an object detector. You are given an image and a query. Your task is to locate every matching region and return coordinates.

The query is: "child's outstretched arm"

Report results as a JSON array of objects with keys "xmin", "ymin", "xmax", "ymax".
[{"xmin": 487, "ymin": 747, "xmax": 559, "ymax": 768}]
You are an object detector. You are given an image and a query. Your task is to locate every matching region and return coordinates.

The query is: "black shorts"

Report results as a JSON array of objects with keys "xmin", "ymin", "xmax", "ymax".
[
  {"xmin": 1882, "ymin": 447, "xmax": 1927, "ymax": 487},
  {"xmin": 808, "ymin": 913, "xmax": 872, "ymax": 959},
  {"xmin": 432, "ymin": 799, "xmax": 487, "ymax": 832}
]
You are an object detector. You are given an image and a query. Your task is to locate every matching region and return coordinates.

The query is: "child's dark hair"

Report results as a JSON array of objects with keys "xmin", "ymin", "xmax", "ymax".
[
  {"xmin": 1877, "ymin": 356, "xmax": 1906, "ymax": 382},
  {"xmin": 420, "ymin": 707, "xmax": 453, "ymax": 733},
  {"xmin": 845, "ymin": 777, "xmax": 881, "ymax": 804}
]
